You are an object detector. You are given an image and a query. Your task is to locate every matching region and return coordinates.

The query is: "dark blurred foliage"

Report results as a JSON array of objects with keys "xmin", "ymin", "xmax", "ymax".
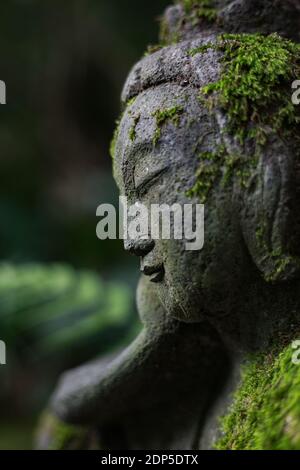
[
  {"xmin": 0, "ymin": 0, "xmax": 169, "ymax": 275},
  {"xmin": 0, "ymin": 0, "xmax": 170, "ymax": 449},
  {"xmin": 0, "ymin": 262, "xmax": 138, "ymax": 449},
  {"xmin": 0, "ymin": 263, "xmax": 138, "ymax": 418}
]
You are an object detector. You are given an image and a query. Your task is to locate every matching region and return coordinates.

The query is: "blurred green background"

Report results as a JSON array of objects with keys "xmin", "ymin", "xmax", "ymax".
[{"xmin": 0, "ymin": 0, "xmax": 169, "ymax": 449}]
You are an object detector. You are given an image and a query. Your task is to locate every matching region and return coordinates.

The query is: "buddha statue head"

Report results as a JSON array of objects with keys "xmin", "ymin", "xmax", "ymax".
[
  {"xmin": 112, "ymin": 0, "xmax": 300, "ymax": 331},
  {"xmin": 41, "ymin": 3, "xmax": 300, "ymax": 446}
]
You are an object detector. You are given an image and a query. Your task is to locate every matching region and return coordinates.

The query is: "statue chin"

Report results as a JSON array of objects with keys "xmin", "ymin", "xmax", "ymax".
[
  {"xmin": 155, "ymin": 281, "xmax": 205, "ymax": 324},
  {"xmin": 137, "ymin": 275, "xmax": 194, "ymax": 324}
]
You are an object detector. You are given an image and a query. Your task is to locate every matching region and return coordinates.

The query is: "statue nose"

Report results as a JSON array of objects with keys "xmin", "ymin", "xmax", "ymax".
[{"xmin": 124, "ymin": 238, "xmax": 155, "ymax": 257}]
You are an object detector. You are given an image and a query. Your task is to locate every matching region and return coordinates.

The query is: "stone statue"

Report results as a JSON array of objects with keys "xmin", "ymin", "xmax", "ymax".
[{"xmin": 37, "ymin": 0, "xmax": 300, "ymax": 450}]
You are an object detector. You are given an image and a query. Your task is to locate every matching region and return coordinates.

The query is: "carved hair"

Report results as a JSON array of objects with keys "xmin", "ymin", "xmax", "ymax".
[
  {"xmin": 121, "ymin": 0, "xmax": 300, "ymax": 283},
  {"xmin": 162, "ymin": 0, "xmax": 300, "ymax": 44}
]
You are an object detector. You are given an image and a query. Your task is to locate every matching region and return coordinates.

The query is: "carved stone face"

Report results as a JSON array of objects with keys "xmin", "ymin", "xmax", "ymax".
[
  {"xmin": 114, "ymin": 81, "xmax": 247, "ymax": 323},
  {"xmin": 112, "ymin": 25, "xmax": 300, "ymax": 327}
]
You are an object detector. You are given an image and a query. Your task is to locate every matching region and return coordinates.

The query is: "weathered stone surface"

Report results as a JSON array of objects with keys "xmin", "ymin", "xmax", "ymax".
[
  {"xmin": 160, "ymin": 0, "xmax": 300, "ymax": 45},
  {"xmin": 121, "ymin": 36, "xmax": 221, "ymax": 104},
  {"xmin": 40, "ymin": 0, "xmax": 300, "ymax": 450},
  {"xmin": 48, "ymin": 279, "xmax": 228, "ymax": 449}
]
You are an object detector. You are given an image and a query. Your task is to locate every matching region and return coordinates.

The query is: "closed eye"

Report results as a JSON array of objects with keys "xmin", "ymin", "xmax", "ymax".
[{"xmin": 135, "ymin": 167, "xmax": 168, "ymax": 197}]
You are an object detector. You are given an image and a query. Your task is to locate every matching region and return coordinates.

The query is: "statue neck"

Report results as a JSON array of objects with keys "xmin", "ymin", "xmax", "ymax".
[{"xmin": 212, "ymin": 277, "xmax": 300, "ymax": 356}]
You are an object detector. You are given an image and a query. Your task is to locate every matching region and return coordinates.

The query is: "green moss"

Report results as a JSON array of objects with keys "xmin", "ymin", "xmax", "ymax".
[
  {"xmin": 188, "ymin": 33, "xmax": 300, "ymax": 203},
  {"xmin": 110, "ymin": 120, "xmax": 120, "ymax": 160},
  {"xmin": 186, "ymin": 146, "xmax": 226, "ymax": 203},
  {"xmin": 159, "ymin": 1, "xmax": 217, "ymax": 47},
  {"xmin": 152, "ymin": 106, "xmax": 184, "ymax": 146},
  {"xmin": 52, "ymin": 422, "xmax": 87, "ymax": 450},
  {"xmin": 159, "ymin": 14, "xmax": 181, "ymax": 46},
  {"xmin": 264, "ymin": 249, "xmax": 299, "ymax": 283},
  {"xmin": 189, "ymin": 42, "xmax": 214, "ymax": 56},
  {"xmin": 253, "ymin": 215, "xmax": 300, "ymax": 282},
  {"xmin": 181, "ymin": 0, "xmax": 217, "ymax": 24},
  {"xmin": 201, "ymin": 33, "xmax": 300, "ymax": 145},
  {"xmin": 216, "ymin": 341, "xmax": 300, "ymax": 450},
  {"xmin": 255, "ymin": 221, "xmax": 268, "ymax": 252},
  {"xmin": 38, "ymin": 413, "xmax": 89, "ymax": 450},
  {"xmin": 255, "ymin": 222, "xmax": 300, "ymax": 283},
  {"xmin": 129, "ymin": 114, "xmax": 140, "ymax": 142},
  {"xmin": 110, "ymin": 97, "xmax": 137, "ymax": 159},
  {"xmin": 186, "ymin": 145, "xmax": 255, "ymax": 203},
  {"xmin": 144, "ymin": 44, "xmax": 164, "ymax": 56},
  {"xmin": 126, "ymin": 97, "xmax": 137, "ymax": 108},
  {"xmin": 124, "ymin": 96, "xmax": 137, "ymax": 108}
]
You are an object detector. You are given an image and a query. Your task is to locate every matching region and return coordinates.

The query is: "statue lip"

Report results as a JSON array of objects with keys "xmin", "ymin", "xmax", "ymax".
[{"xmin": 141, "ymin": 264, "xmax": 165, "ymax": 283}]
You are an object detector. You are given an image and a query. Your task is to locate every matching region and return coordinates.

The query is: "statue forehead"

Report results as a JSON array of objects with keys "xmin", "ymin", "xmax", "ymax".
[
  {"xmin": 112, "ymin": 36, "xmax": 223, "ymax": 192},
  {"xmin": 113, "ymin": 81, "xmax": 216, "ymax": 193}
]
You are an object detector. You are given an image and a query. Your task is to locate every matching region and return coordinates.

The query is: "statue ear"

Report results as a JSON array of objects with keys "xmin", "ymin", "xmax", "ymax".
[
  {"xmin": 239, "ymin": 135, "xmax": 300, "ymax": 283},
  {"xmin": 216, "ymin": 111, "xmax": 300, "ymax": 282}
]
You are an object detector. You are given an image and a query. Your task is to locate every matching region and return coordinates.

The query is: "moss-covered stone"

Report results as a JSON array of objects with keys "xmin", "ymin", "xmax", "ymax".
[
  {"xmin": 187, "ymin": 33, "xmax": 300, "ymax": 203},
  {"xmin": 216, "ymin": 341, "xmax": 300, "ymax": 450},
  {"xmin": 159, "ymin": 1, "xmax": 218, "ymax": 47},
  {"xmin": 144, "ymin": 44, "xmax": 164, "ymax": 57},
  {"xmin": 201, "ymin": 33, "xmax": 300, "ymax": 145},
  {"xmin": 129, "ymin": 114, "xmax": 140, "ymax": 142},
  {"xmin": 110, "ymin": 120, "xmax": 120, "ymax": 160},
  {"xmin": 265, "ymin": 250, "xmax": 300, "ymax": 283},
  {"xmin": 110, "ymin": 97, "xmax": 137, "ymax": 159},
  {"xmin": 255, "ymin": 221, "xmax": 268, "ymax": 252},
  {"xmin": 181, "ymin": 0, "xmax": 217, "ymax": 24},
  {"xmin": 186, "ymin": 146, "xmax": 227, "ymax": 203},
  {"xmin": 186, "ymin": 145, "xmax": 256, "ymax": 203},
  {"xmin": 188, "ymin": 42, "xmax": 214, "ymax": 56},
  {"xmin": 254, "ymin": 216, "xmax": 300, "ymax": 282},
  {"xmin": 37, "ymin": 413, "xmax": 90, "ymax": 450},
  {"xmin": 152, "ymin": 106, "xmax": 184, "ymax": 146}
]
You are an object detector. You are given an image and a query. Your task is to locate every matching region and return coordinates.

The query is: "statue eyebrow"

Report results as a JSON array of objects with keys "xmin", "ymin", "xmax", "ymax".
[
  {"xmin": 121, "ymin": 140, "xmax": 157, "ymax": 191},
  {"xmin": 125, "ymin": 141, "xmax": 155, "ymax": 166}
]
